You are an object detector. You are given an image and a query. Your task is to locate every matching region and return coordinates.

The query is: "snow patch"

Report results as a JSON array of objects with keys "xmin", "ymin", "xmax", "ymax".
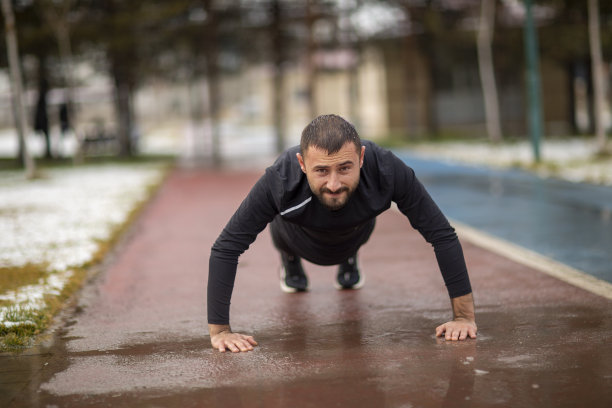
[
  {"xmin": 408, "ymin": 140, "xmax": 612, "ymax": 186},
  {"xmin": 0, "ymin": 163, "xmax": 166, "ymax": 327}
]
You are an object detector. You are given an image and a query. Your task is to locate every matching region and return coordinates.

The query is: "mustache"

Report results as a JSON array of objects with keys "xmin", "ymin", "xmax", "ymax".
[{"xmin": 321, "ymin": 187, "xmax": 349, "ymax": 194}]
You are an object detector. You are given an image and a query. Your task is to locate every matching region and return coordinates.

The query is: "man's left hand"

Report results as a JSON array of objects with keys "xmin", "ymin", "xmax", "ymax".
[{"xmin": 435, "ymin": 318, "xmax": 477, "ymax": 341}]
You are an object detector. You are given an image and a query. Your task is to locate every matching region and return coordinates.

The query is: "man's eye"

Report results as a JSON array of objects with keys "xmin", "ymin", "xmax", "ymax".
[{"xmin": 316, "ymin": 169, "xmax": 327, "ymax": 174}]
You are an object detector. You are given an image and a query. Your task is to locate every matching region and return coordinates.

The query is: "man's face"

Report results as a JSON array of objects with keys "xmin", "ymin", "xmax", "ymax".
[{"xmin": 297, "ymin": 142, "xmax": 365, "ymax": 211}]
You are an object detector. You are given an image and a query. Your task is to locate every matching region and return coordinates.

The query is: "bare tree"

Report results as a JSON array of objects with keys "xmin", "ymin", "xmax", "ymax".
[
  {"xmin": 1, "ymin": 0, "xmax": 36, "ymax": 178},
  {"xmin": 588, "ymin": 0, "xmax": 608, "ymax": 153},
  {"xmin": 202, "ymin": 0, "xmax": 222, "ymax": 166},
  {"xmin": 306, "ymin": 0, "xmax": 317, "ymax": 120},
  {"xmin": 477, "ymin": 0, "xmax": 502, "ymax": 142},
  {"xmin": 41, "ymin": 0, "xmax": 81, "ymax": 161},
  {"xmin": 271, "ymin": 0, "xmax": 286, "ymax": 154}
]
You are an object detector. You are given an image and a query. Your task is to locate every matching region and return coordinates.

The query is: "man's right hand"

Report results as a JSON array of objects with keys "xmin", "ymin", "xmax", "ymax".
[{"xmin": 209, "ymin": 324, "xmax": 258, "ymax": 353}]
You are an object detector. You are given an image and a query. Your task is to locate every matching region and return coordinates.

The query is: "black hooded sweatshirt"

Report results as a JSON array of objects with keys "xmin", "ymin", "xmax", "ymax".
[{"xmin": 208, "ymin": 141, "xmax": 472, "ymax": 325}]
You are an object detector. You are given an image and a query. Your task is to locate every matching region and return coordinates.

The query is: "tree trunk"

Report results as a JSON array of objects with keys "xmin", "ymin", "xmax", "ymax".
[
  {"xmin": 342, "ymin": 1, "xmax": 360, "ymax": 129},
  {"xmin": 477, "ymin": 0, "xmax": 503, "ymax": 142},
  {"xmin": 1, "ymin": 0, "xmax": 36, "ymax": 178},
  {"xmin": 306, "ymin": 0, "xmax": 317, "ymax": 120},
  {"xmin": 588, "ymin": 0, "xmax": 608, "ymax": 153},
  {"xmin": 109, "ymin": 44, "xmax": 137, "ymax": 158},
  {"xmin": 203, "ymin": 0, "xmax": 221, "ymax": 166},
  {"xmin": 422, "ymin": 52, "xmax": 439, "ymax": 136},
  {"xmin": 114, "ymin": 79, "xmax": 134, "ymax": 157},
  {"xmin": 418, "ymin": 7, "xmax": 440, "ymax": 136},
  {"xmin": 206, "ymin": 57, "xmax": 221, "ymax": 166},
  {"xmin": 9, "ymin": 87, "xmax": 24, "ymax": 164},
  {"xmin": 272, "ymin": 0, "xmax": 285, "ymax": 154}
]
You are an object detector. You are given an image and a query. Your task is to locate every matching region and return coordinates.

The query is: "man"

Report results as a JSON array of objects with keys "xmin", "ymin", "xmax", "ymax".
[{"xmin": 208, "ymin": 114, "xmax": 477, "ymax": 353}]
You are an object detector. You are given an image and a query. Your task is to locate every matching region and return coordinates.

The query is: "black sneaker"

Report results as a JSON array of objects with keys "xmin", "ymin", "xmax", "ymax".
[
  {"xmin": 280, "ymin": 253, "xmax": 308, "ymax": 293},
  {"xmin": 335, "ymin": 255, "xmax": 364, "ymax": 290}
]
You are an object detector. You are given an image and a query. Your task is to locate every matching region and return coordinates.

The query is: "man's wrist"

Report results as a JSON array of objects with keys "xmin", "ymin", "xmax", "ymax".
[
  {"xmin": 450, "ymin": 292, "xmax": 475, "ymax": 321},
  {"xmin": 453, "ymin": 316, "xmax": 475, "ymax": 323},
  {"xmin": 209, "ymin": 323, "xmax": 231, "ymax": 337}
]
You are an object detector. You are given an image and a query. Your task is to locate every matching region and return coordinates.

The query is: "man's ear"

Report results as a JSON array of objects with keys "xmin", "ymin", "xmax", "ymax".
[
  {"xmin": 296, "ymin": 153, "xmax": 306, "ymax": 173},
  {"xmin": 359, "ymin": 146, "xmax": 366, "ymax": 168}
]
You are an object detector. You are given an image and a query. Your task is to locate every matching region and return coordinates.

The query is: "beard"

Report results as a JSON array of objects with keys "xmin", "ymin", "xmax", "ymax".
[{"xmin": 312, "ymin": 180, "xmax": 359, "ymax": 211}]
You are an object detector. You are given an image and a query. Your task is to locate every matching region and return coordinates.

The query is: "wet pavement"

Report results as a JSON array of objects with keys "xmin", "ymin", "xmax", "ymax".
[
  {"xmin": 2, "ymin": 167, "xmax": 612, "ymax": 407},
  {"xmin": 399, "ymin": 152, "xmax": 612, "ymax": 283}
]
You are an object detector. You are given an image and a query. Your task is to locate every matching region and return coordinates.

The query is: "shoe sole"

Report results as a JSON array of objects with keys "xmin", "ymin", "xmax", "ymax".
[
  {"xmin": 334, "ymin": 271, "xmax": 365, "ymax": 290},
  {"xmin": 279, "ymin": 266, "xmax": 307, "ymax": 293}
]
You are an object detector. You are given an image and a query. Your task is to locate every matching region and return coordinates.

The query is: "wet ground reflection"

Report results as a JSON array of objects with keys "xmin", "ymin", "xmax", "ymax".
[{"xmin": 3, "ymin": 300, "xmax": 611, "ymax": 407}]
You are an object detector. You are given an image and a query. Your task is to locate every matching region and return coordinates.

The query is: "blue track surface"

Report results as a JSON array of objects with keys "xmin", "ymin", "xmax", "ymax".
[{"xmin": 397, "ymin": 151, "xmax": 612, "ymax": 283}]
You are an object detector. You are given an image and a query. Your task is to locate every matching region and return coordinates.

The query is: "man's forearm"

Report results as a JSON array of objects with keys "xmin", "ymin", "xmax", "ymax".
[
  {"xmin": 208, "ymin": 257, "xmax": 238, "ymax": 324},
  {"xmin": 451, "ymin": 292, "xmax": 475, "ymax": 321}
]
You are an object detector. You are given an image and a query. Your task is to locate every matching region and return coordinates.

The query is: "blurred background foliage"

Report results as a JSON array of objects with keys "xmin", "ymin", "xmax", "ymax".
[{"xmin": 0, "ymin": 0, "xmax": 611, "ymax": 165}]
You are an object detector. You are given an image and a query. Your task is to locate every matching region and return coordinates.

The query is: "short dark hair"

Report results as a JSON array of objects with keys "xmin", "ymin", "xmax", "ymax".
[{"xmin": 300, "ymin": 114, "xmax": 361, "ymax": 157}]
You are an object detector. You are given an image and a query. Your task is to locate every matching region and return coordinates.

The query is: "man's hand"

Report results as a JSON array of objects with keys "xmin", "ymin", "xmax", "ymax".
[
  {"xmin": 435, "ymin": 292, "xmax": 477, "ymax": 341},
  {"xmin": 209, "ymin": 324, "xmax": 258, "ymax": 353},
  {"xmin": 435, "ymin": 318, "xmax": 477, "ymax": 341}
]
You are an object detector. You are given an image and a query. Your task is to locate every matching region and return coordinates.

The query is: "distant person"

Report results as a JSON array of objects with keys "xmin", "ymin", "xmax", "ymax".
[
  {"xmin": 34, "ymin": 78, "xmax": 51, "ymax": 159},
  {"xmin": 207, "ymin": 114, "xmax": 477, "ymax": 352},
  {"xmin": 56, "ymin": 102, "xmax": 71, "ymax": 158},
  {"xmin": 59, "ymin": 102, "xmax": 70, "ymax": 136}
]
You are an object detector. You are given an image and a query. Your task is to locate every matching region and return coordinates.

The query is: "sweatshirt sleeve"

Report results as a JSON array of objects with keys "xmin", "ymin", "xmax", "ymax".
[
  {"xmin": 207, "ymin": 171, "xmax": 279, "ymax": 325},
  {"xmin": 390, "ymin": 153, "xmax": 472, "ymax": 298}
]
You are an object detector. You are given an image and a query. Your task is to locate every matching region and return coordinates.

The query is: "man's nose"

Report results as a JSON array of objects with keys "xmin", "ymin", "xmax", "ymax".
[{"xmin": 327, "ymin": 172, "xmax": 341, "ymax": 191}]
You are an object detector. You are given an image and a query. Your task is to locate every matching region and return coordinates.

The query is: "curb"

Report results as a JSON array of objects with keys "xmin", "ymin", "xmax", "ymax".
[{"xmin": 451, "ymin": 218, "xmax": 612, "ymax": 301}]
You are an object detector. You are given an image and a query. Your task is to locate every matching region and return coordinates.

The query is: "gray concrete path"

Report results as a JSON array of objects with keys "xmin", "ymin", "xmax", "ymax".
[{"xmin": 2, "ymin": 167, "xmax": 611, "ymax": 407}]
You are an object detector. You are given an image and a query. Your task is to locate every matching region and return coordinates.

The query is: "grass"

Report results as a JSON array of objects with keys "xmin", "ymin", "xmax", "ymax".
[
  {"xmin": 0, "ymin": 161, "xmax": 172, "ymax": 352},
  {"xmin": 0, "ymin": 264, "xmax": 49, "ymax": 297},
  {"xmin": 0, "ymin": 153, "xmax": 176, "ymax": 172},
  {"xmin": 375, "ymin": 131, "xmax": 491, "ymax": 150},
  {"xmin": 0, "ymin": 304, "xmax": 50, "ymax": 348}
]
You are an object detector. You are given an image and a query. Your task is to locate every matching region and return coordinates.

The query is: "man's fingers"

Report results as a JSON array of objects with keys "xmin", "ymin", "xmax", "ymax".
[
  {"xmin": 445, "ymin": 327, "xmax": 456, "ymax": 340},
  {"xmin": 238, "ymin": 334, "xmax": 257, "ymax": 345},
  {"xmin": 436, "ymin": 320, "xmax": 477, "ymax": 341},
  {"xmin": 225, "ymin": 339, "xmax": 247, "ymax": 352},
  {"xmin": 443, "ymin": 327, "xmax": 463, "ymax": 341},
  {"xmin": 245, "ymin": 336, "xmax": 258, "ymax": 346},
  {"xmin": 212, "ymin": 333, "xmax": 258, "ymax": 353},
  {"xmin": 216, "ymin": 341, "xmax": 240, "ymax": 353},
  {"xmin": 236, "ymin": 339, "xmax": 253, "ymax": 352},
  {"xmin": 235, "ymin": 335, "xmax": 256, "ymax": 351}
]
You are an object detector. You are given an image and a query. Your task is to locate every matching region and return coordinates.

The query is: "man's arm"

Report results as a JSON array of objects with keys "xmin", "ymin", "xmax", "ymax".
[
  {"xmin": 207, "ymin": 172, "xmax": 279, "ymax": 352},
  {"xmin": 435, "ymin": 292, "xmax": 477, "ymax": 341},
  {"xmin": 209, "ymin": 324, "xmax": 258, "ymax": 353},
  {"xmin": 385, "ymin": 152, "xmax": 475, "ymax": 340},
  {"xmin": 389, "ymin": 154, "xmax": 472, "ymax": 299}
]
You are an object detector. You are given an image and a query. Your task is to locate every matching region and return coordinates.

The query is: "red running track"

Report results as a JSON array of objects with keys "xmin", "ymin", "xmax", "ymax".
[{"xmin": 2, "ymin": 167, "xmax": 611, "ymax": 407}]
